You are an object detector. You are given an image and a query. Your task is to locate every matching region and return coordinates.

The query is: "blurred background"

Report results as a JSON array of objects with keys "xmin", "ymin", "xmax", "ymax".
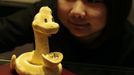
[
  {"xmin": 0, "ymin": 0, "xmax": 134, "ymax": 60},
  {"xmin": 0, "ymin": 0, "xmax": 40, "ymax": 60}
]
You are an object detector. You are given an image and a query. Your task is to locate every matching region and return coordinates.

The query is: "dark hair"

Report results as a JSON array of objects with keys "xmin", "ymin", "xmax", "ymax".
[
  {"xmin": 102, "ymin": 0, "xmax": 133, "ymax": 42},
  {"xmin": 105, "ymin": 0, "xmax": 132, "ymax": 24},
  {"xmin": 84, "ymin": 0, "xmax": 132, "ymax": 40},
  {"xmin": 83, "ymin": 0, "xmax": 132, "ymax": 24}
]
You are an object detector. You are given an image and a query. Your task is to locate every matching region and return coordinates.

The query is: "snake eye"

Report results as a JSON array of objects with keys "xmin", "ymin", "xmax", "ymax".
[{"xmin": 44, "ymin": 18, "xmax": 47, "ymax": 22}]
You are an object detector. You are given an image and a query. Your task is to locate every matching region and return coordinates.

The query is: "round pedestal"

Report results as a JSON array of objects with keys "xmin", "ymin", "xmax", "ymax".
[{"xmin": 0, "ymin": 64, "xmax": 75, "ymax": 75}]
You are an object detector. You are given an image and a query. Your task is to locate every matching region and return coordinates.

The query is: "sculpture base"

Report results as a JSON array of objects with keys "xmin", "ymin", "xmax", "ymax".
[{"xmin": 0, "ymin": 64, "xmax": 75, "ymax": 75}]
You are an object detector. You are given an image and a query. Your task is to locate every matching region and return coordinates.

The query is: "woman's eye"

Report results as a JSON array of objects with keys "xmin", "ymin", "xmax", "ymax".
[
  {"xmin": 88, "ymin": 0, "xmax": 104, "ymax": 3},
  {"xmin": 66, "ymin": 0, "xmax": 76, "ymax": 2}
]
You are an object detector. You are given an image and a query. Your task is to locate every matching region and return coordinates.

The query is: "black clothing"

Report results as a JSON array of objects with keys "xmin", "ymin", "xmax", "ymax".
[{"xmin": 0, "ymin": 0, "xmax": 134, "ymax": 68}]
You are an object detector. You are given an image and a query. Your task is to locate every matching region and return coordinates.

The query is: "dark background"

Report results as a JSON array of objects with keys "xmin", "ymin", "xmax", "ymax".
[
  {"xmin": 0, "ymin": 0, "xmax": 133, "ymax": 60},
  {"xmin": 0, "ymin": 6, "xmax": 25, "ymax": 17}
]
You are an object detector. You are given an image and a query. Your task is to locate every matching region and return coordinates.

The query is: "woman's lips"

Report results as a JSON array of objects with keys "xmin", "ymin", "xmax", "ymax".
[{"xmin": 68, "ymin": 20, "xmax": 89, "ymax": 29}]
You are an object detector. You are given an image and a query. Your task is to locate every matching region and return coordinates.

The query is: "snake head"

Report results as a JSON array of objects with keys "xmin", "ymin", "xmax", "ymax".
[
  {"xmin": 32, "ymin": 6, "xmax": 59, "ymax": 35},
  {"xmin": 33, "ymin": 22, "xmax": 59, "ymax": 35}
]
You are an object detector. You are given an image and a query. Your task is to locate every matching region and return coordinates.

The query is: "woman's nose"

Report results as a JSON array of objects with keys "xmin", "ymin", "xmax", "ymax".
[{"xmin": 70, "ymin": 1, "xmax": 86, "ymax": 19}]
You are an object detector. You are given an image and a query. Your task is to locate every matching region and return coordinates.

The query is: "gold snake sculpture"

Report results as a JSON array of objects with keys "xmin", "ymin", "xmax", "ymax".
[{"xmin": 10, "ymin": 6, "xmax": 63, "ymax": 75}]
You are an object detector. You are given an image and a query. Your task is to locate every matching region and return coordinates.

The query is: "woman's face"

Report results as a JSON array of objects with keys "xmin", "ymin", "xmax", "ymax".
[{"xmin": 57, "ymin": 0, "xmax": 107, "ymax": 41}]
